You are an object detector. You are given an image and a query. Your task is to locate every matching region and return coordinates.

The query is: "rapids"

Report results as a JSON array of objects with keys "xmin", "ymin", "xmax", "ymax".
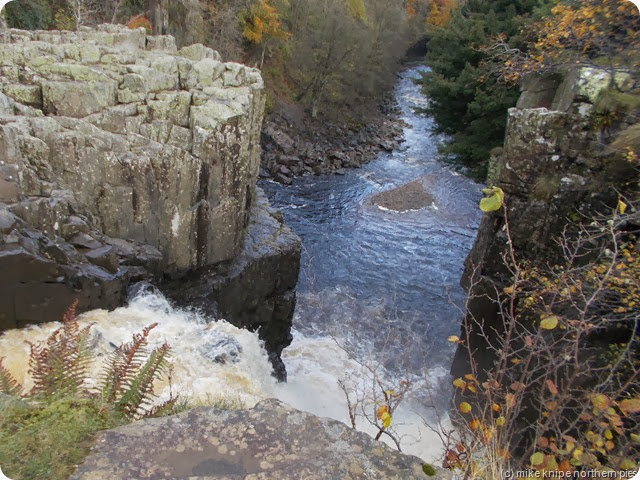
[{"xmin": 0, "ymin": 66, "xmax": 480, "ymax": 463}]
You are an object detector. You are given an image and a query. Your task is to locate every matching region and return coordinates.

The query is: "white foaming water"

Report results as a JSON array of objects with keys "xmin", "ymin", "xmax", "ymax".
[{"xmin": 0, "ymin": 293, "xmax": 447, "ymax": 462}]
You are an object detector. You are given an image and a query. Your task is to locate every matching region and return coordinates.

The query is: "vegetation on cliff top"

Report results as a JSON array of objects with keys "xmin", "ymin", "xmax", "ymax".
[
  {"xmin": 0, "ymin": 302, "xmax": 177, "ymax": 480},
  {"xmin": 418, "ymin": 0, "xmax": 640, "ymax": 179},
  {"xmin": 4, "ymin": 0, "xmax": 426, "ymax": 122}
]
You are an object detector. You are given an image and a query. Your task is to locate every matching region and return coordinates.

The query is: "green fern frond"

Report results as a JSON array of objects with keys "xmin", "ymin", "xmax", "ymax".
[
  {"xmin": 0, "ymin": 358, "xmax": 22, "ymax": 396},
  {"xmin": 116, "ymin": 343, "xmax": 171, "ymax": 419},
  {"xmin": 99, "ymin": 323, "xmax": 157, "ymax": 405},
  {"xmin": 146, "ymin": 394, "xmax": 179, "ymax": 418}
]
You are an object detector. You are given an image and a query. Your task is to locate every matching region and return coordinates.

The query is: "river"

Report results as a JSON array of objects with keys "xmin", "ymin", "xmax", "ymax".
[{"xmin": 0, "ymin": 66, "xmax": 481, "ymax": 463}]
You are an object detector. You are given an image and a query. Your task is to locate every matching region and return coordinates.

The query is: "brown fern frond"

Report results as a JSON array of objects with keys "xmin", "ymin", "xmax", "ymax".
[
  {"xmin": 62, "ymin": 299, "xmax": 79, "ymax": 324},
  {"xmin": 0, "ymin": 358, "xmax": 21, "ymax": 396},
  {"xmin": 27, "ymin": 300, "xmax": 94, "ymax": 398},
  {"xmin": 116, "ymin": 342, "xmax": 171, "ymax": 419},
  {"xmin": 99, "ymin": 323, "xmax": 158, "ymax": 406}
]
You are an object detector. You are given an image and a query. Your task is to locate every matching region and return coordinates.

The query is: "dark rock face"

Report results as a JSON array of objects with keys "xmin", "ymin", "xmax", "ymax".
[
  {"xmin": 453, "ymin": 67, "xmax": 637, "ymax": 378},
  {"xmin": 0, "ymin": 201, "xmax": 162, "ymax": 331},
  {"xmin": 164, "ymin": 189, "xmax": 301, "ymax": 381},
  {"xmin": 71, "ymin": 399, "xmax": 445, "ymax": 480}
]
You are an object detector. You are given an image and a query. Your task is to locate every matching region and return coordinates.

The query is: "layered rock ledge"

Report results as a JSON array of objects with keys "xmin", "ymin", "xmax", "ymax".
[
  {"xmin": 71, "ymin": 399, "xmax": 443, "ymax": 480},
  {"xmin": 0, "ymin": 25, "xmax": 300, "ymax": 376}
]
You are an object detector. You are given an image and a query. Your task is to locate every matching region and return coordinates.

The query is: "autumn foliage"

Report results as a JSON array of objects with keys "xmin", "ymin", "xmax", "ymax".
[
  {"xmin": 488, "ymin": 0, "xmax": 640, "ymax": 85},
  {"xmin": 241, "ymin": 0, "xmax": 290, "ymax": 46},
  {"xmin": 127, "ymin": 14, "xmax": 153, "ymax": 34},
  {"xmin": 443, "ymin": 194, "xmax": 640, "ymax": 476},
  {"xmin": 426, "ymin": 0, "xmax": 457, "ymax": 28}
]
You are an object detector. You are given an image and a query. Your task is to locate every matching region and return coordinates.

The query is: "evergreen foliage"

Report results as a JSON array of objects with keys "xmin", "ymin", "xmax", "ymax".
[
  {"xmin": 5, "ymin": 0, "xmax": 52, "ymax": 30},
  {"xmin": 418, "ymin": 0, "xmax": 552, "ymax": 178}
]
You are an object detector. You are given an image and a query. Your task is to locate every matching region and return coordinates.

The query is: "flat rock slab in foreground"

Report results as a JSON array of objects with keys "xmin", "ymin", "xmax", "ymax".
[{"xmin": 71, "ymin": 399, "xmax": 440, "ymax": 480}]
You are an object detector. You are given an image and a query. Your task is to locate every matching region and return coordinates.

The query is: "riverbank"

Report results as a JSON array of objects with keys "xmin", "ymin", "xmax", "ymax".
[{"xmin": 261, "ymin": 92, "xmax": 408, "ymax": 184}]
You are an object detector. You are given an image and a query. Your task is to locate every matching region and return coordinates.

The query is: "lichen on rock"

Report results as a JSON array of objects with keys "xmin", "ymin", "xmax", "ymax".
[{"xmin": 0, "ymin": 25, "xmax": 299, "ymax": 371}]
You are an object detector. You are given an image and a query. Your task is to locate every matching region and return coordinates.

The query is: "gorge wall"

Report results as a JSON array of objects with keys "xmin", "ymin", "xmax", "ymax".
[
  {"xmin": 0, "ymin": 25, "xmax": 300, "ymax": 377},
  {"xmin": 453, "ymin": 67, "xmax": 638, "ymax": 377}
]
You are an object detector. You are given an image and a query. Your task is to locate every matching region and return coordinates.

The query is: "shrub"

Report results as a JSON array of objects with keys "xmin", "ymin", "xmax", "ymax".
[{"xmin": 441, "ymin": 191, "xmax": 640, "ymax": 477}]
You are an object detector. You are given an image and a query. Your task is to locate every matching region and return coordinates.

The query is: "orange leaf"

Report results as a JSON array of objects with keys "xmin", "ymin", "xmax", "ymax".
[
  {"xmin": 376, "ymin": 404, "xmax": 389, "ymax": 420},
  {"xmin": 546, "ymin": 379, "xmax": 558, "ymax": 396},
  {"xmin": 619, "ymin": 398, "xmax": 640, "ymax": 415}
]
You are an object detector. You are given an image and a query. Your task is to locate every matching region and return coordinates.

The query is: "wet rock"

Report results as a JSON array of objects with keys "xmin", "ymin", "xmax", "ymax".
[
  {"xmin": 60, "ymin": 215, "xmax": 90, "ymax": 239},
  {"xmin": 274, "ymin": 173, "xmax": 292, "ymax": 185},
  {"xmin": 164, "ymin": 189, "xmax": 301, "ymax": 381},
  {"xmin": 261, "ymin": 94, "xmax": 406, "ymax": 180},
  {"xmin": 71, "ymin": 399, "xmax": 447, "ymax": 480},
  {"xmin": 199, "ymin": 334, "xmax": 243, "ymax": 364},
  {"xmin": 0, "ymin": 208, "xmax": 19, "ymax": 234},
  {"xmin": 85, "ymin": 245, "xmax": 119, "ymax": 273},
  {"xmin": 370, "ymin": 179, "xmax": 435, "ymax": 212}
]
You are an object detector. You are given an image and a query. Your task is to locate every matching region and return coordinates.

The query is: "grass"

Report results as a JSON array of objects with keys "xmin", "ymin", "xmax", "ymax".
[
  {"xmin": 0, "ymin": 393, "xmax": 247, "ymax": 480},
  {"xmin": 0, "ymin": 396, "xmax": 123, "ymax": 480}
]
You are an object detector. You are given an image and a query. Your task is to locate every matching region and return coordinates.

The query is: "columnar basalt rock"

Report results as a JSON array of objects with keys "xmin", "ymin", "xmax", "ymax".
[
  {"xmin": 453, "ymin": 67, "xmax": 638, "ymax": 378},
  {"xmin": 0, "ymin": 25, "xmax": 300, "ymax": 375}
]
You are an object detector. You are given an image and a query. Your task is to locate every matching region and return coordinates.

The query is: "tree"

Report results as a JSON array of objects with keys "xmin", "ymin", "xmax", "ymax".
[
  {"xmin": 241, "ymin": 0, "xmax": 290, "ymax": 68},
  {"xmin": 426, "ymin": 0, "xmax": 457, "ymax": 29},
  {"xmin": 417, "ymin": 0, "xmax": 554, "ymax": 179},
  {"xmin": 485, "ymin": 0, "xmax": 640, "ymax": 86},
  {"xmin": 283, "ymin": 0, "xmax": 412, "ymax": 118}
]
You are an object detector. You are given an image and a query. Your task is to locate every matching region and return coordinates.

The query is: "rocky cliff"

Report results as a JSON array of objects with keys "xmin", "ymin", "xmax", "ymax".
[
  {"xmin": 0, "ymin": 25, "xmax": 300, "ymax": 378},
  {"xmin": 453, "ymin": 67, "xmax": 638, "ymax": 377}
]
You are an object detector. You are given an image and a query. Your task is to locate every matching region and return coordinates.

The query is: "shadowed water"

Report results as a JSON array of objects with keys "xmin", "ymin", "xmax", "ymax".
[{"xmin": 262, "ymin": 66, "xmax": 481, "ymax": 379}]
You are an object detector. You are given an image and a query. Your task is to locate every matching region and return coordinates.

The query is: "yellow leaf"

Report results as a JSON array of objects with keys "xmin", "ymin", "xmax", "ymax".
[
  {"xmin": 495, "ymin": 416, "xmax": 506, "ymax": 427},
  {"xmin": 604, "ymin": 429, "xmax": 613, "ymax": 440},
  {"xmin": 590, "ymin": 393, "xmax": 610, "ymax": 411},
  {"xmin": 540, "ymin": 315, "xmax": 559, "ymax": 330},
  {"xmin": 380, "ymin": 411, "xmax": 392, "ymax": 429},
  {"xmin": 620, "ymin": 458, "xmax": 636, "ymax": 470},
  {"xmin": 468, "ymin": 418, "xmax": 481, "ymax": 430},
  {"xmin": 452, "ymin": 378, "xmax": 466, "ymax": 389},
  {"xmin": 618, "ymin": 199, "xmax": 627, "ymax": 215},
  {"xmin": 479, "ymin": 186, "xmax": 505, "ymax": 212},
  {"xmin": 463, "ymin": 374, "xmax": 476, "ymax": 382},
  {"xmin": 459, "ymin": 402, "xmax": 472, "ymax": 414},
  {"xmin": 447, "ymin": 335, "xmax": 460, "ymax": 343},
  {"xmin": 530, "ymin": 452, "xmax": 544, "ymax": 466}
]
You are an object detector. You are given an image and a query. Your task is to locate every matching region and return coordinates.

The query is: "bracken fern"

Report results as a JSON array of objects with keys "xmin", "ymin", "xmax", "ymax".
[
  {"xmin": 99, "ymin": 323, "xmax": 175, "ymax": 419},
  {"xmin": 27, "ymin": 300, "xmax": 94, "ymax": 398},
  {"xmin": 0, "ymin": 358, "xmax": 21, "ymax": 396}
]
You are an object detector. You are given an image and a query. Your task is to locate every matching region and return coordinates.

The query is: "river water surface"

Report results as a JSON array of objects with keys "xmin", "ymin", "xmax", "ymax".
[{"xmin": 0, "ymin": 66, "xmax": 481, "ymax": 463}]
